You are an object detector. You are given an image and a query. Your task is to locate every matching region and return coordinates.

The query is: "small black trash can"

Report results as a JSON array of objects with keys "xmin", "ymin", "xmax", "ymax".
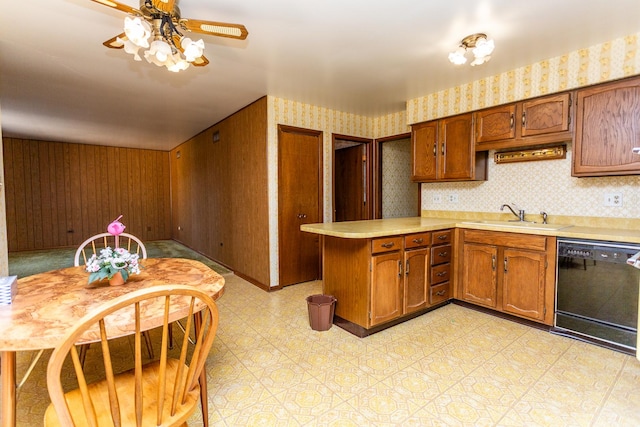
[{"xmin": 306, "ymin": 294, "xmax": 336, "ymax": 331}]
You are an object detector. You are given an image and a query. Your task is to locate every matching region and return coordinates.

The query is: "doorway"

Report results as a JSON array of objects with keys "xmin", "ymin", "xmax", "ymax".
[
  {"xmin": 333, "ymin": 135, "xmax": 373, "ymax": 221},
  {"xmin": 278, "ymin": 125, "xmax": 323, "ymax": 287},
  {"xmin": 374, "ymin": 134, "xmax": 420, "ymax": 218}
]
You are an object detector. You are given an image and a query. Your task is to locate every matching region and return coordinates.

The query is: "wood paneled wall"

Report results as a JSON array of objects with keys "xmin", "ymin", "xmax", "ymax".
[
  {"xmin": 171, "ymin": 97, "xmax": 270, "ymax": 287},
  {"xmin": 3, "ymin": 138, "xmax": 171, "ymax": 251}
]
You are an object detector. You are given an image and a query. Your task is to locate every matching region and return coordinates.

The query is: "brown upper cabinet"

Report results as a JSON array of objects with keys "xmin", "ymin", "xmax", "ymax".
[
  {"xmin": 474, "ymin": 92, "xmax": 573, "ymax": 151},
  {"xmin": 412, "ymin": 113, "xmax": 487, "ymax": 182},
  {"xmin": 573, "ymin": 75, "xmax": 640, "ymax": 177}
]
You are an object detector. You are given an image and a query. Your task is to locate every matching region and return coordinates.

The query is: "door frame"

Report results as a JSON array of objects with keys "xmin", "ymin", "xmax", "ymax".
[
  {"xmin": 277, "ymin": 125, "xmax": 323, "ymax": 287},
  {"xmin": 373, "ymin": 133, "xmax": 421, "ymax": 219},
  {"xmin": 332, "ymin": 134, "xmax": 373, "ymax": 221}
]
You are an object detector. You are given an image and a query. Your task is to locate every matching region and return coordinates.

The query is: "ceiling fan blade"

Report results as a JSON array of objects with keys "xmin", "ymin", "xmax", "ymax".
[
  {"xmin": 179, "ymin": 18, "xmax": 248, "ymax": 40},
  {"xmin": 89, "ymin": 0, "xmax": 139, "ymax": 15},
  {"xmin": 192, "ymin": 55, "xmax": 209, "ymax": 67},
  {"xmin": 103, "ymin": 33, "xmax": 126, "ymax": 49},
  {"xmin": 150, "ymin": 0, "xmax": 176, "ymax": 14}
]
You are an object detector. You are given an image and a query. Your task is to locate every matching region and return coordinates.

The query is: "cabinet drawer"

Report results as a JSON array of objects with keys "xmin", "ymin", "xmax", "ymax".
[
  {"xmin": 430, "ymin": 282, "xmax": 450, "ymax": 305},
  {"xmin": 371, "ymin": 236, "xmax": 403, "ymax": 254},
  {"xmin": 405, "ymin": 232, "xmax": 431, "ymax": 249},
  {"xmin": 431, "ymin": 229, "xmax": 452, "ymax": 245},
  {"xmin": 430, "ymin": 263, "xmax": 450, "ymax": 285},
  {"xmin": 431, "ymin": 245, "xmax": 452, "ymax": 265}
]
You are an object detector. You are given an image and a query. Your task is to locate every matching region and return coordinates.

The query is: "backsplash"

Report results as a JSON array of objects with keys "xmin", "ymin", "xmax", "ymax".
[{"xmin": 420, "ymin": 144, "xmax": 640, "ymax": 220}]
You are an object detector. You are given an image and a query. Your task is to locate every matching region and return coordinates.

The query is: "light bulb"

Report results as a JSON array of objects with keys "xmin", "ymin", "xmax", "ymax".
[
  {"xmin": 472, "ymin": 37, "xmax": 494, "ymax": 58},
  {"xmin": 123, "ymin": 16, "xmax": 151, "ymax": 48},
  {"xmin": 448, "ymin": 47, "xmax": 467, "ymax": 65},
  {"xmin": 117, "ymin": 37, "xmax": 142, "ymax": 61},
  {"xmin": 181, "ymin": 38, "xmax": 205, "ymax": 62},
  {"xmin": 145, "ymin": 40, "xmax": 172, "ymax": 66}
]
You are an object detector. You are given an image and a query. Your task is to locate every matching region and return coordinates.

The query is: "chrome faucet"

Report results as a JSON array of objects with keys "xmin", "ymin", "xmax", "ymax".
[{"xmin": 500, "ymin": 203, "xmax": 526, "ymax": 221}]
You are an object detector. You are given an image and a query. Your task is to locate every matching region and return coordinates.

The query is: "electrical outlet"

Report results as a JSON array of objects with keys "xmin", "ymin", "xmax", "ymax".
[
  {"xmin": 432, "ymin": 194, "xmax": 442, "ymax": 204},
  {"xmin": 603, "ymin": 193, "xmax": 623, "ymax": 207},
  {"xmin": 448, "ymin": 194, "xmax": 459, "ymax": 203}
]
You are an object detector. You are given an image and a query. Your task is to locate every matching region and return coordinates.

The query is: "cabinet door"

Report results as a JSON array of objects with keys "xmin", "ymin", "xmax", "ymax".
[
  {"xmin": 521, "ymin": 93, "xmax": 571, "ymax": 137},
  {"xmin": 411, "ymin": 121, "xmax": 438, "ymax": 181},
  {"xmin": 573, "ymin": 77, "xmax": 640, "ymax": 176},
  {"xmin": 440, "ymin": 113, "xmax": 474, "ymax": 180},
  {"xmin": 404, "ymin": 248, "xmax": 429, "ymax": 314},
  {"xmin": 462, "ymin": 243, "xmax": 498, "ymax": 308},
  {"xmin": 475, "ymin": 104, "xmax": 516, "ymax": 144},
  {"xmin": 370, "ymin": 252, "xmax": 403, "ymax": 326},
  {"xmin": 502, "ymin": 248, "xmax": 546, "ymax": 321}
]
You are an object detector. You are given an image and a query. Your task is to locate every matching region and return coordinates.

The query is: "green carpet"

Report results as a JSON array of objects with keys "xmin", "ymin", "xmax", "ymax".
[{"xmin": 8, "ymin": 240, "xmax": 232, "ymax": 279}]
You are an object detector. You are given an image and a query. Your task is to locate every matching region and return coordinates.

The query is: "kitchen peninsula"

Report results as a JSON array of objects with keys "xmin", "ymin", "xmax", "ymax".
[{"xmin": 302, "ymin": 216, "xmax": 640, "ymax": 338}]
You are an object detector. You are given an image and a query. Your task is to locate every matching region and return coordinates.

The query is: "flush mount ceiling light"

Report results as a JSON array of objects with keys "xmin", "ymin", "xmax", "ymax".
[
  {"xmin": 89, "ymin": 0, "xmax": 248, "ymax": 72},
  {"xmin": 448, "ymin": 33, "xmax": 495, "ymax": 66}
]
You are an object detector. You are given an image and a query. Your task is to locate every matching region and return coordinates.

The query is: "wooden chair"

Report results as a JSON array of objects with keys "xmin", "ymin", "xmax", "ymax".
[
  {"xmin": 74, "ymin": 232, "xmax": 154, "ymax": 360},
  {"xmin": 74, "ymin": 232, "xmax": 148, "ymax": 268},
  {"xmin": 44, "ymin": 284, "xmax": 219, "ymax": 427}
]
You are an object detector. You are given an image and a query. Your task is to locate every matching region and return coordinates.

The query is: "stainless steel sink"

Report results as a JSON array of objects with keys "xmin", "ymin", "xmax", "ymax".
[{"xmin": 460, "ymin": 220, "xmax": 572, "ymax": 231}]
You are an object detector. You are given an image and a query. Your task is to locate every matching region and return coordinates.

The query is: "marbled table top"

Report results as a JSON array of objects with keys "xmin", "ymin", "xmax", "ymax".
[{"xmin": 0, "ymin": 258, "xmax": 225, "ymax": 351}]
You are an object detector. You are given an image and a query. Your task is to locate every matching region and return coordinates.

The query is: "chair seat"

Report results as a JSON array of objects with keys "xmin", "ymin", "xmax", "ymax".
[{"xmin": 44, "ymin": 359, "xmax": 199, "ymax": 426}]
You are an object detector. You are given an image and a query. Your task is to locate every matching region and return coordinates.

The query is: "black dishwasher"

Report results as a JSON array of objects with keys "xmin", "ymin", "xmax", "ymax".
[{"xmin": 554, "ymin": 239, "xmax": 640, "ymax": 354}]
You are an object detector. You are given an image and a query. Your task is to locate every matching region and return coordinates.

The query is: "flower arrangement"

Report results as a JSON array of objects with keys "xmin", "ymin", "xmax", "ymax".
[{"xmin": 86, "ymin": 247, "xmax": 141, "ymax": 284}]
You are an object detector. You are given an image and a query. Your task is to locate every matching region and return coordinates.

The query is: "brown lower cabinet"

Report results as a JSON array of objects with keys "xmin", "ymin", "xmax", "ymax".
[
  {"xmin": 323, "ymin": 230, "xmax": 453, "ymax": 334},
  {"xmin": 457, "ymin": 229, "xmax": 556, "ymax": 325}
]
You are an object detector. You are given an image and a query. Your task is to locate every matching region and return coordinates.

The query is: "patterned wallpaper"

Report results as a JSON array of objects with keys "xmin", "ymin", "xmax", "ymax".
[
  {"xmin": 265, "ymin": 31, "xmax": 640, "ymax": 287},
  {"xmin": 381, "ymin": 138, "xmax": 419, "ymax": 218}
]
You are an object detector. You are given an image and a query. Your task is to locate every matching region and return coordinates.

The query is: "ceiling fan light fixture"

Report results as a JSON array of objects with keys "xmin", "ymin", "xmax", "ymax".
[
  {"xmin": 117, "ymin": 36, "xmax": 143, "ymax": 61},
  {"xmin": 181, "ymin": 37, "xmax": 205, "ymax": 62},
  {"xmin": 123, "ymin": 15, "xmax": 151, "ymax": 48},
  {"xmin": 145, "ymin": 39, "xmax": 172, "ymax": 65},
  {"xmin": 449, "ymin": 33, "xmax": 494, "ymax": 67},
  {"xmin": 166, "ymin": 54, "xmax": 191, "ymax": 72}
]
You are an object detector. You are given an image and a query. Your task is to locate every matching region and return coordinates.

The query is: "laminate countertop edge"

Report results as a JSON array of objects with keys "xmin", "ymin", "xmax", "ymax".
[{"xmin": 301, "ymin": 217, "xmax": 640, "ymax": 244}]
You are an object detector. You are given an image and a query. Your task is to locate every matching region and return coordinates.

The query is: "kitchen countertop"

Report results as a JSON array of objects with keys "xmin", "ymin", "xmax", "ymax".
[{"xmin": 301, "ymin": 216, "xmax": 640, "ymax": 244}]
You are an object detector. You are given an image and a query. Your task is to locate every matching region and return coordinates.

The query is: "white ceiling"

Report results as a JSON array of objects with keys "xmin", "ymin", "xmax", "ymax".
[{"xmin": 1, "ymin": 0, "xmax": 639, "ymax": 151}]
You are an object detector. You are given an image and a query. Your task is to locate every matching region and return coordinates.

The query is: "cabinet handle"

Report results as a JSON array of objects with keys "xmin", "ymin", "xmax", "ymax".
[
  {"xmin": 398, "ymin": 260, "xmax": 403, "ymax": 276},
  {"xmin": 437, "ymin": 234, "xmax": 447, "ymax": 240},
  {"xmin": 441, "ymin": 142, "xmax": 445, "ymax": 156},
  {"xmin": 522, "ymin": 111, "xmax": 526, "ymax": 128},
  {"xmin": 504, "ymin": 257, "xmax": 508, "ymax": 273},
  {"xmin": 405, "ymin": 260, "xmax": 410, "ymax": 275},
  {"xmin": 435, "ymin": 290, "xmax": 446, "ymax": 296},
  {"xmin": 492, "ymin": 255, "xmax": 496, "ymax": 271},
  {"xmin": 381, "ymin": 242, "xmax": 395, "ymax": 248},
  {"xmin": 412, "ymin": 238, "xmax": 423, "ymax": 244},
  {"xmin": 509, "ymin": 113, "xmax": 514, "ymax": 129},
  {"xmin": 438, "ymin": 251, "xmax": 448, "ymax": 257},
  {"xmin": 433, "ymin": 143, "xmax": 437, "ymax": 157},
  {"xmin": 436, "ymin": 271, "xmax": 447, "ymax": 277}
]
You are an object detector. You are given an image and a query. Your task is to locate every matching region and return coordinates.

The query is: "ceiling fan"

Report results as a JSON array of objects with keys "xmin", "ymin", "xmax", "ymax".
[{"xmin": 90, "ymin": 0, "xmax": 248, "ymax": 71}]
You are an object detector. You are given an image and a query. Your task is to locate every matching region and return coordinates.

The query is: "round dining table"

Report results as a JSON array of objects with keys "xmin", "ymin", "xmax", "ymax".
[{"xmin": 0, "ymin": 257, "xmax": 225, "ymax": 427}]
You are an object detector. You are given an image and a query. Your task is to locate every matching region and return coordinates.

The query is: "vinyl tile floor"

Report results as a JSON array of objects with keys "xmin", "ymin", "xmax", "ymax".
[{"xmin": 7, "ymin": 274, "xmax": 640, "ymax": 426}]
